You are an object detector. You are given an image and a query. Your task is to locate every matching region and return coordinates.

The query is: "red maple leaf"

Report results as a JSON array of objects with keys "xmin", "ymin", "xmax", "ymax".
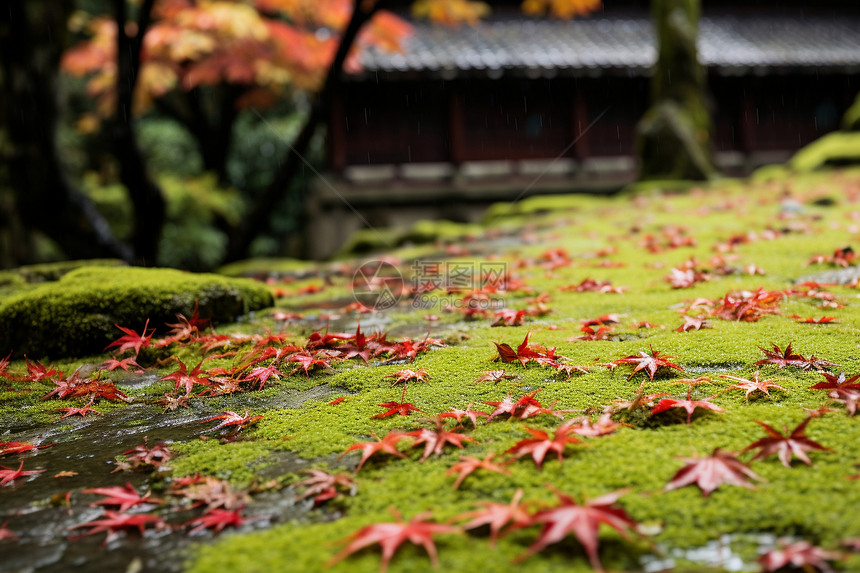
[
  {"xmin": 68, "ymin": 510, "xmax": 165, "ymax": 545},
  {"xmin": 485, "ymin": 390, "xmax": 546, "ymax": 422},
  {"xmin": 159, "ymin": 358, "xmax": 212, "ymax": 396},
  {"xmin": 58, "ymin": 401, "xmax": 103, "ymax": 418},
  {"xmin": 83, "ymin": 482, "xmax": 161, "ymax": 511},
  {"xmin": 104, "ymin": 319, "xmax": 153, "ymax": 357},
  {"xmin": 0, "ymin": 460, "xmax": 44, "ymax": 486},
  {"xmin": 568, "ymin": 413, "xmax": 630, "ymax": 437},
  {"xmin": 407, "ymin": 419, "xmax": 477, "ymax": 462},
  {"xmin": 114, "ymin": 439, "xmax": 171, "ymax": 472},
  {"xmin": 493, "ymin": 332, "xmax": 563, "ymax": 367},
  {"xmin": 743, "ymin": 417, "xmax": 832, "ymax": 467},
  {"xmin": 455, "ymin": 488, "xmax": 530, "ymax": 545},
  {"xmin": 0, "ymin": 441, "xmax": 54, "ymax": 456},
  {"xmin": 651, "ymin": 389, "xmax": 725, "ymax": 424},
  {"xmin": 830, "ymin": 387, "xmax": 860, "ymax": 416},
  {"xmin": 438, "ymin": 404, "xmax": 489, "ymax": 427},
  {"xmin": 169, "ymin": 475, "xmax": 246, "ymax": 510},
  {"xmin": 755, "ymin": 342, "xmax": 809, "ymax": 369},
  {"xmin": 676, "ymin": 315, "xmax": 710, "ymax": 332},
  {"xmin": 720, "ymin": 372, "xmax": 787, "ymax": 400},
  {"xmin": 0, "ymin": 520, "xmax": 18, "ymax": 541},
  {"xmin": 0, "ymin": 351, "xmax": 12, "ymax": 380},
  {"xmin": 792, "ymin": 314, "xmax": 838, "ymax": 324},
  {"xmin": 492, "ymin": 308, "xmax": 527, "ymax": 327},
  {"xmin": 201, "ymin": 410, "xmax": 263, "ymax": 432},
  {"xmin": 100, "ymin": 356, "xmax": 144, "ymax": 373},
  {"xmin": 285, "ymin": 350, "xmax": 336, "ymax": 376},
  {"xmin": 473, "ymin": 369, "xmax": 516, "ymax": 384},
  {"xmin": 42, "ymin": 368, "xmax": 130, "ymax": 402},
  {"xmin": 663, "ymin": 448, "xmax": 765, "ymax": 496},
  {"xmin": 241, "ymin": 363, "xmax": 282, "ymax": 391},
  {"xmin": 445, "ymin": 453, "xmax": 510, "ymax": 489},
  {"xmin": 327, "ymin": 509, "xmax": 461, "ymax": 573},
  {"xmin": 23, "ymin": 358, "xmax": 59, "ymax": 382},
  {"xmin": 341, "ymin": 431, "xmax": 412, "ymax": 473},
  {"xmin": 384, "ymin": 368, "xmax": 430, "ymax": 386},
  {"xmin": 810, "ymin": 371, "xmax": 860, "ymax": 391},
  {"xmin": 505, "ymin": 420, "xmax": 584, "ymax": 470},
  {"xmin": 294, "ymin": 469, "xmax": 357, "ymax": 505},
  {"xmin": 372, "ymin": 401, "xmax": 422, "ymax": 419},
  {"xmin": 758, "ymin": 540, "xmax": 844, "ymax": 573},
  {"xmin": 516, "ymin": 487, "xmax": 640, "ymax": 572},
  {"xmin": 612, "ymin": 347, "xmax": 684, "ymax": 381},
  {"xmin": 185, "ymin": 506, "xmax": 264, "ymax": 535},
  {"xmin": 573, "ymin": 324, "xmax": 614, "ymax": 341}
]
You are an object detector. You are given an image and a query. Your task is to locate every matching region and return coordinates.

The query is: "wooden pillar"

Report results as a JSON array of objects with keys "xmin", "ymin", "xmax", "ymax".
[
  {"xmin": 738, "ymin": 88, "xmax": 756, "ymax": 155},
  {"xmin": 329, "ymin": 90, "xmax": 347, "ymax": 174},
  {"xmin": 571, "ymin": 85, "xmax": 590, "ymax": 159},
  {"xmin": 448, "ymin": 85, "xmax": 466, "ymax": 165}
]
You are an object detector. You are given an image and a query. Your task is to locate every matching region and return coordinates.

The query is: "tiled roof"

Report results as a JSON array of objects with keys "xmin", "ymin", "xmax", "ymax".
[{"xmin": 355, "ymin": 15, "xmax": 860, "ymax": 78}]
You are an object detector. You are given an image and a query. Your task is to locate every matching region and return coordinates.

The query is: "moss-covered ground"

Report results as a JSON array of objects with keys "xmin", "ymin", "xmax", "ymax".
[{"xmin": 3, "ymin": 169, "xmax": 860, "ymax": 572}]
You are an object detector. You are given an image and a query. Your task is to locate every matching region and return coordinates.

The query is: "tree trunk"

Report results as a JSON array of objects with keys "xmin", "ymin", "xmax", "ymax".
[
  {"xmin": 223, "ymin": 0, "xmax": 380, "ymax": 263},
  {"xmin": 112, "ymin": 0, "xmax": 166, "ymax": 265},
  {"xmin": 636, "ymin": 0, "xmax": 717, "ymax": 181},
  {"xmin": 0, "ymin": 0, "xmax": 133, "ymax": 264}
]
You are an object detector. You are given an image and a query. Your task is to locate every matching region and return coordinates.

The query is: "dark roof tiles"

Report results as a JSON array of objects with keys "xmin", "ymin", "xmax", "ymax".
[{"xmin": 355, "ymin": 15, "xmax": 860, "ymax": 77}]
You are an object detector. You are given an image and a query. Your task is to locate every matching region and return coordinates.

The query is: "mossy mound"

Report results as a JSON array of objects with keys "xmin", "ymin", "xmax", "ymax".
[
  {"xmin": 790, "ymin": 131, "xmax": 860, "ymax": 171},
  {"xmin": 337, "ymin": 220, "xmax": 483, "ymax": 258},
  {"xmin": 217, "ymin": 257, "xmax": 318, "ymax": 279},
  {"xmin": 0, "ymin": 258, "xmax": 126, "ymax": 287},
  {"xmin": 0, "ymin": 266, "xmax": 273, "ymax": 359}
]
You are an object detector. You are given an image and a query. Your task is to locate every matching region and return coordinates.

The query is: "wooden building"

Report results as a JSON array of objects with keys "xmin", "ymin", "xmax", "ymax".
[{"xmin": 307, "ymin": 1, "xmax": 860, "ymax": 258}]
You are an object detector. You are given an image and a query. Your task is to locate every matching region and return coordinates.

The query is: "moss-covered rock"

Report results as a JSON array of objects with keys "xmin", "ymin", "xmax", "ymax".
[
  {"xmin": 0, "ymin": 266, "xmax": 273, "ymax": 359},
  {"xmin": 0, "ymin": 258, "xmax": 126, "ymax": 285}
]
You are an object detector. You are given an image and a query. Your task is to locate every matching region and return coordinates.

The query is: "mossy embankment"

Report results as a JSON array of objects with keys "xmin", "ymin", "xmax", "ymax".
[{"xmin": 4, "ymin": 169, "xmax": 860, "ymax": 573}]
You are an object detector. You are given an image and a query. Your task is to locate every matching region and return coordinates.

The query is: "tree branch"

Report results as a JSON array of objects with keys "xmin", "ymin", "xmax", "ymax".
[{"xmin": 224, "ymin": 0, "xmax": 385, "ymax": 262}]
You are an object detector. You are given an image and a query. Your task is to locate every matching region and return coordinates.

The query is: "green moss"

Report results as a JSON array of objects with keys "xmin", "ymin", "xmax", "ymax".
[
  {"xmin": 790, "ymin": 131, "xmax": 860, "ymax": 171},
  {"xmin": 0, "ymin": 258, "xmax": 126, "ymax": 285},
  {"xmin": 217, "ymin": 257, "xmax": 317, "ymax": 278},
  {"xmin": 169, "ymin": 438, "xmax": 275, "ymax": 487},
  {"xmin": 0, "ymin": 266, "xmax": 273, "ymax": 359},
  {"xmin": 398, "ymin": 220, "xmax": 485, "ymax": 246},
  {"xmin": 10, "ymin": 170, "xmax": 860, "ymax": 573}
]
